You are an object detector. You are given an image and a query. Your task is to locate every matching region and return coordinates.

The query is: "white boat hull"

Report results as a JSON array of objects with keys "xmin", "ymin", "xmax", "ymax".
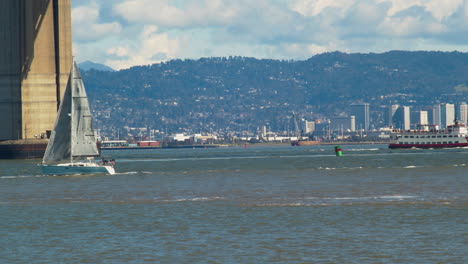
[{"xmin": 41, "ymin": 162, "xmax": 115, "ymax": 175}]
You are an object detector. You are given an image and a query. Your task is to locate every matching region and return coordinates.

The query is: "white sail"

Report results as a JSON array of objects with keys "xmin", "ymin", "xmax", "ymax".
[
  {"xmin": 42, "ymin": 70, "xmax": 73, "ymax": 163},
  {"xmin": 70, "ymin": 61, "xmax": 100, "ymax": 160},
  {"xmin": 43, "ymin": 62, "xmax": 99, "ymax": 163}
]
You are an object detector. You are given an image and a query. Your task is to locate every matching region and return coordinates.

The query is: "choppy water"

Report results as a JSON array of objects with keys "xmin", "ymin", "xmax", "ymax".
[{"xmin": 1, "ymin": 144, "xmax": 467, "ymax": 263}]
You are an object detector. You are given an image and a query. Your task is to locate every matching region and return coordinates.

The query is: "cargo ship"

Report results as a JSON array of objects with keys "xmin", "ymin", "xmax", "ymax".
[{"xmin": 389, "ymin": 121, "xmax": 468, "ymax": 149}]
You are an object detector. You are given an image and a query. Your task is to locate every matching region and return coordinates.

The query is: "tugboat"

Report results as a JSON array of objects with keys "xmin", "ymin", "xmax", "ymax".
[{"xmin": 389, "ymin": 120, "xmax": 468, "ymax": 149}]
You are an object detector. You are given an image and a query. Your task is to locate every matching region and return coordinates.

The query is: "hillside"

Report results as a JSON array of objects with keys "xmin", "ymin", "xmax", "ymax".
[
  {"xmin": 79, "ymin": 61, "xmax": 115, "ymax": 72},
  {"xmin": 82, "ymin": 51, "xmax": 468, "ymax": 134}
]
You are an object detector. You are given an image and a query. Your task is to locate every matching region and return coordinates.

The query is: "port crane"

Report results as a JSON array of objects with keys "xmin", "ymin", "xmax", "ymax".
[{"xmin": 292, "ymin": 111, "xmax": 301, "ymax": 139}]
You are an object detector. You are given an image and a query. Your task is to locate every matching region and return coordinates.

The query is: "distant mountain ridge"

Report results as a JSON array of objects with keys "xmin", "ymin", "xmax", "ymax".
[
  {"xmin": 81, "ymin": 51, "xmax": 468, "ymax": 134},
  {"xmin": 79, "ymin": 61, "xmax": 115, "ymax": 72}
]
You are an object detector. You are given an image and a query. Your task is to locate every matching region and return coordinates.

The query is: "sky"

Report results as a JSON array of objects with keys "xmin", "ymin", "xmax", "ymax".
[{"xmin": 72, "ymin": 0, "xmax": 468, "ymax": 70}]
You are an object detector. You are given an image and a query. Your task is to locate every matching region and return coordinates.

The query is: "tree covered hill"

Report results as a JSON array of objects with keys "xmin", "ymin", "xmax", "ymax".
[{"xmin": 81, "ymin": 51, "xmax": 468, "ymax": 134}]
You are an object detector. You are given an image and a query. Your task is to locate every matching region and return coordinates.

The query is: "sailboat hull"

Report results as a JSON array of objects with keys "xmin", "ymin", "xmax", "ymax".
[{"xmin": 41, "ymin": 163, "xmax": 115, "ymax": 175}]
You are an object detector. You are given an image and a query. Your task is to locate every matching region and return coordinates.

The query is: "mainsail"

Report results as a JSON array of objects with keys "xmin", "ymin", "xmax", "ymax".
[{"xmin": 43, "ymin": 62, "xmax": 100, "ymax": 163}]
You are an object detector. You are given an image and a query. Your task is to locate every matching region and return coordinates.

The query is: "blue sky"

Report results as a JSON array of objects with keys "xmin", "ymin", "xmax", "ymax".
[{"xmin": 72, "ymin": 0, "xmax": 468, "ymax": 70}]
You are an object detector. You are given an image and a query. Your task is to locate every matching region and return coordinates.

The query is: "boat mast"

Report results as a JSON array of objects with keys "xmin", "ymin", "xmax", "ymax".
[{"xmin": 70, "ymin": 62, "xmax": 74, "ymax": 164}]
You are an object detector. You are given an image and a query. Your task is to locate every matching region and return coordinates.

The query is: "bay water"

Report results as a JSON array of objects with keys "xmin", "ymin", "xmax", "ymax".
[{"xmin": 1, "ymin": 144, "xmax": 467, "ymax": 263}]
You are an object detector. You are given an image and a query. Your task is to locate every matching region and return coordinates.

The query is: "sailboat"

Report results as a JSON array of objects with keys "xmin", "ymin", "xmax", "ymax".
[{"xmin": 41, "ymin": 62, "xmax": 115, "ymax": 175}]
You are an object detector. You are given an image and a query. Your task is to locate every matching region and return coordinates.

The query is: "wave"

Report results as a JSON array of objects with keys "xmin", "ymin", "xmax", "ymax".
[
  {"xmin": 159, "ymin": 196, "xmax": 225, "ymax": 203},
  {"xmin": 345, "ymin": 148, "xmax": 381, "ymax": 151},
  {"xmin": 307, "ymin": 195, "xmax": 418, "ymax": 201},
  {"xmin": 254, "ymin": 203, "xmax": 331, "ymax": 207},
  {"xmin": 1, "ymin": 196, "xmax": 226, "ymax": 205},
  {"xmin": 250, "ymin": 195, "xmax": 460, "ymax": 207},
  {"xmin": 117, "ymin": 156, "xmax": 270, "ymax": 163},
  {"xmin": 0, "ymin": 175, "xmax": 45, "ymax": 179}
]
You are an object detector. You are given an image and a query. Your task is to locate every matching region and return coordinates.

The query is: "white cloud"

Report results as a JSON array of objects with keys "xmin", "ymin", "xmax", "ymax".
[
  {"xmin": 281, "ymin": 43, "xmax": 336, "ymax": 58},
  {"xmin": 71, "ymin": 0, "xmax": 468, "ymax": 69},
  {"xmin": 380, "ymin": 0, "xmax": 463, "ymax": 20},
  {"xmin": 290, "ymin": 0, "xmax": 354, "ymax": 17},
  {"xmin": 105, "ymin": 25, "xmax": 181, "ymax": 70},
  {"xmin": 72, "ymin": 3, "xmax": 122, "ymax": 42},
  {"xmin": 113, "ymin": 0, "xmax": 240, "ymax": 28},
  {"xmin": 107, "ymin": 46, "xmax": 129, "ymax": 57}
]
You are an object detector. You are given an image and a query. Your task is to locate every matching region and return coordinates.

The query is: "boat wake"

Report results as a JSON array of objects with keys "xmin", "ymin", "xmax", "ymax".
[
  {"xmin": 251, "ymin": 194, "xmax": 463, "ymax": 207},
  {"xmin": 115, "ymin": 171, "xmax": 138, "ymax": 175}
]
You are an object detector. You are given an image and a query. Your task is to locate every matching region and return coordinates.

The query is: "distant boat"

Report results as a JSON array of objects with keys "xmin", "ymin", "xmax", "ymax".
[
  {"xmin": 291, "ymin": 139, "xmax": 321, "ymax": 146},
  {"xmin": 389, "ymin": 121, "xmax": 468, "ymax": 149},
  {"xmin": 41, "ymin": 62, "xmax": 115, "ymax": 175}
]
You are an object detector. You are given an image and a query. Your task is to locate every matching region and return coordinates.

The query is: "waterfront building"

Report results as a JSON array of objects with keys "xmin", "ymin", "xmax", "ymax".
[
  {"xmin": 261, "ymin": 126, "xmax": 267, "ymax": 138},
  {"xmin": 350, "ymin": 103, "xmax": 370, "ymax": 131},
  {"xmin": 397, "ymin": 106, "xmax": 411, "ymax": 130},
  {"xmin": 386, "ymin": 104, "xmax": 400, "ymax": 127},
  {"xmin": 433, "ymin": 103, "xmax": 455, "ymax": 128},
  {"xmin": 411, "ymin": 110, "xmax": 429, "ymax": 129},
  {"xmin": 330, "ymin": 116, "xmax": 356, "ymax": 132},
  {"xmin": 457, "ymin": 102, "xmax": 468, "ymax": 124},
  {"xmin": 302, "ymin": 120, "xmax": 315, "ymax": 134},
  {"xmin": 387, "ymin": 105, "xmax": 411, "ymax": 130}
]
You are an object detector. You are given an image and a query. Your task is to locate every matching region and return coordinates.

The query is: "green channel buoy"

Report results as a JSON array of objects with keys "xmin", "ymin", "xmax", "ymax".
[{"xmin": 335, "ymin": 146, "xmax": 343, "ymax": 157}]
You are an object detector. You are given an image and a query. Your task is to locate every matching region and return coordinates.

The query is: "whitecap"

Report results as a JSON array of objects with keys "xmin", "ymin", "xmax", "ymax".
[
  {"xmin": 377, "ymin": 195, "xmax": 417, "ymax": 199},
  {"xmin": 159, "ymin": 197, "xmax": 225, "ymax": 203}
]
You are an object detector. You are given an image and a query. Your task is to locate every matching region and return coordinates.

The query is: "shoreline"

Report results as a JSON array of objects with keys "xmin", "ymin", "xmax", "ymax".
[{"xmin": 100, "ymin": 141, "xmax": 391, "ymax": 151}]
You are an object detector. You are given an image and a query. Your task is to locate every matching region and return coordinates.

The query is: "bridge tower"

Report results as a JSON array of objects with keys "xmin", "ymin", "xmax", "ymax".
[{"xmin": 0, "ymin": 0, "xmax": 72, "ymax": 141}]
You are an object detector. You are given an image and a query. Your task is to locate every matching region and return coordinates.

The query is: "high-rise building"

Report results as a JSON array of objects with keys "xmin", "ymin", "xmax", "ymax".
[
  {"xmin": 386, "ymin": 104, "xmax": 400, "ymax": 127},
  {"xmin": 387, "ymin": 105, "xmax": 410, "ymax": 130},
  {"xmin": 302, "ymin": 120, "xmax": 315, "ymax": 134},
  {"xmin": 432, "ymin": 104, "xmax": 441, "ymax": 127},
  {"xmin": 412, "ymin": 110, "xmax": 428, "ymax": 127},
  {"xmin": 399, "ymin": 106, "xmax": 411, "ymax": 130},
  {"xmin": 261, "ymin": 126, "xmax": 267, "ymax": 138},
  {"xmin": 458, "ymin": 102, "xmax": 468, "ymax": 124},
  {"xmin": 0, "ymin": 0, "xmax": 72, "ymax": 141},
  {"xmin": 350, "ymin": 103, "xmax": 370, "ymax": 131},
  {"xmin": 350, "ymin": 116, "xmax": 356, "ymax": 132},
  {"xmin": 433, "ymin": 104, "xmax": 455, "ymax": 128},
  {"xmin": 330, "ymin": 116, "xmax": 356, "ymax": 132}
]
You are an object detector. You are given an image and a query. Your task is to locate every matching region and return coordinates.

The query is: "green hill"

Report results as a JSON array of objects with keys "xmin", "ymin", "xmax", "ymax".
[{"xmin": 82, "ymin": 51, "xmax": 468, "ymax": 134}]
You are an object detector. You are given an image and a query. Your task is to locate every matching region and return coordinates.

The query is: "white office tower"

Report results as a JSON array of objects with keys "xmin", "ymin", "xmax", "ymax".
[
  {"xmin": 330, "ymin": 116, "xmax": 356, "ymax": 132},
  {"xmin": 350, "ymin": 103, "xmax": 370, "ymax": 131},
  {"xmin": 303, "ymin": 120, "xmax": 315, "ymax": 134},
  {"xmin": 401, "ymin": 106, "xmax": 411, "ymax": 130},
  {"xmin": 415, "ymin": 110, "xmax": 429, "ymax": 126},
  {"xmin": 390, "ymin": 105, "xmax": 411, "ymax": 130},
  {"xmin": 261, "ymin": 126, "xmax": 267, "ymax": 138},
  {"xmin": 387, "ymin": 105, "xmax": 400, "ymax": 127},
  {"xmin": 458, "ymin": 103, "xmax": 468, "ymax": 124},
  {"xmin": 433, "ymin": 104, "xmax": 455, "ymax": 128}
]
